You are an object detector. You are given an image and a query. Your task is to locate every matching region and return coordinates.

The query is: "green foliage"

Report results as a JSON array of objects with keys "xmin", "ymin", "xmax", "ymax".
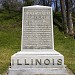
[
  {"xmin": 2, "ymin": 0, "xmax": 22, "ymax": 11},
  {"xmin": 0, "ymin": 11, "xmax": 22, "ymax": 27},
  {"xmin": 2, "ymin": 0, "xmax": 9, "ymax": 10}
]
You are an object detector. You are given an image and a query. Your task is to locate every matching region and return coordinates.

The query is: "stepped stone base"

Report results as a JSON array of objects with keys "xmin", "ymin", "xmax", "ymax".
[
  {"xmin": 8, "ymin": 50, "xmax": 67, "ymax": 75},
  {"xmin": 8, "ymin": 67, "xmax": 66, "ymax": 75}
]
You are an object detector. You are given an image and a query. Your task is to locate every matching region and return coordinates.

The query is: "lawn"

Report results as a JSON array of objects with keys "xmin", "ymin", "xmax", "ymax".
[
  {"xmin": 0, "ymin": 11, "xmax": 75, "ymax": 74},
  {"xmin": 0, "ymin": 11, "xmax": 21, "ymax": 73},
  {"xmin": 54, "ymin": 26, "xmax": 75, "ymax": 74}
]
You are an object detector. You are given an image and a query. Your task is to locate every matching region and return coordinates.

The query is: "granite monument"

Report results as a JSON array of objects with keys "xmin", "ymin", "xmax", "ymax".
[{"xmin": 8, "ymin": 5, "xmax": 66, "ymax": 75}]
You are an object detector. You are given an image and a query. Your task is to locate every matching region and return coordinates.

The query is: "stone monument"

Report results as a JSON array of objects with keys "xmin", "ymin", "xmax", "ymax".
[{"xmin": 8, "ymin": 5, "xmax": 67, "ymax": 75}]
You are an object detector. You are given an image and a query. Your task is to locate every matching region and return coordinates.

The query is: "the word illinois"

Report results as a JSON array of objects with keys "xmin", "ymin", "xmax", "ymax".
[{"xmin": 12, "ymin": 59, "xmax": 62, "ymax": 65}]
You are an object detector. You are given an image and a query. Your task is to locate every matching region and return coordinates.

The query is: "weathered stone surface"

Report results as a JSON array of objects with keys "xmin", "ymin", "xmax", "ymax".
[
  {"xmin": 11, "ymin": 51, "xmax": 64, "ymax": 67},
  {"xmin": 22, "ymin": 5, "xmax": 54, "ymax": 49},
  {"xmin": 8, "ymin": 67, "xmax": 66, "ymax": 75},
  {"xmin": 3, "ymin": 68, "xmax": 75, "ymax": 75}
]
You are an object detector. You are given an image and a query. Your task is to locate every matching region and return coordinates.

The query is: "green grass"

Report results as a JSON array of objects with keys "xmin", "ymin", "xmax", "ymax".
[
  {"xmin": 0, "ymin": 29, "xmax": 21, "ymax": 73},
  {"xmin": 54, "ymin": 26, "xmax": 75, "ymax": 74},
  {"xmin": 0, "ymin": 11, "xmax": 75, "ymax": 74},
  {"xmin": 0, "ymin": 11, "xmax": 21, "ymax": 73}
]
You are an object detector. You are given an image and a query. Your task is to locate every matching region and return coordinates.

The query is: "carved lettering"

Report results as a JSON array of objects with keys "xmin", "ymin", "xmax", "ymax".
[
  {"xmin": 44, "ymin": 59, "xmax": 50, "ymax": 65},
  {"xmin": 31, "ymin": 59, "xmax": 33, "ymax": 65},
  {"xmin": 17, "ymin": 59, "xmax": 22, "ymax": 65},
  {"xmin": 13, "ymin": 59, "xmax": 63, "ymax": 66},
  {"xmin": 52, "ymin": 59, "xmax": 54, "ymax": 65},
  {"xmin": 22, "ymin": 9, "xmax": 52, "ymax": 49},
  {"xmin": 57, "ymin": 59, "xmax": 62, "ymax": 65},
  {"xmin": 35, "ymin": 59, "xmax": 42, "ymax": 65},
  {"xmin": 12, "ymin": 59, "xmax": 14, "ymax": 65},
  {"xmin": 25, "ymin": 59, "xmax": 29, "ymax": 65}
]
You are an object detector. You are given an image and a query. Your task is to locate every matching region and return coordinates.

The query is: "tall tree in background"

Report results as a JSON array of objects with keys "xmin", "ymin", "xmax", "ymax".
[
  {"xmin": 2, "ymin": 0, "xmax": 74, "ymax": 36},
  {"xmin": 60, "ymin": 0, "xmax": 68, "ymax": 34},
  {"xmin": 2, "ymin": 0, "xmax": 22, "ymax": 11},
  {"xmin": 60, "ymin": 0, "xmax": 74, "ymax": 35},
  {"xmin": 2, "ymin": 0, "xmax": 10, "ymax": 11},
  {"xmin": 55, "ymin": 0, "xmax": 58, "ymax": 12},
  {"xmin": 24, "ymin": 0, "xmax": 34, "ymax": 6},
  {"xmin": 66, "ymin": 0, "xmax": 73, "ymax": 35},
  {"xmin": 34, "ymin": 0, "xmax": 52, "ymax": 6},
  {"xmin": 72, "ymin": 0, "xmax": 75, "ymax": 12},
  {"xmin": 53, "ymin": 0, "xmax": 60, "ymax": 12},
  {"xmin": 44, "ymin": 0, "xmax": 52, "ymax": 6}
]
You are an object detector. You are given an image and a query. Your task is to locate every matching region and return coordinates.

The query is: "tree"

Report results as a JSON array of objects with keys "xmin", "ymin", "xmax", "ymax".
[
  {"xmin": 66, "ymin": 0, "xmax": 74, "ymax": 35},
  {"xmin": 60, "ymin": 0, "xmax": 74, "ymax": 35},
  {"xmin": 2, "ymin": 0, "xmax": 22, "ymax": 11},
  {"xmin": 55, "ymin": 0, "xmax": 58, "ymax": 12},
  {"xmin": 2, "ymin": 0, "xmax": 10, "ymax": 11},
  {"xmin": 60, "ymin": 0, "xmax": 68, "ymax": 34},
  {"xmin": 34, "ymin": 0, "xmax": 52, "ymax": 6},
  {"xmin": 24, "ymin": 0, "xmax": 34, "ymax": 6}
]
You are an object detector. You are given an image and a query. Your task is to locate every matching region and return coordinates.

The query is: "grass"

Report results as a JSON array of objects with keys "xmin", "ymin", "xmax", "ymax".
[
  {"xmin": 0, "ymin": 11, "xmax": 21, "ymax": 73},
  {"xmin": 0, "ymin": 30, "xmax": 21, "ymax": 73},
  {"xmin": 0, "ymin": 11, "xmax": 75, "ymax": 74},
  {"xmin": 54, "ymin": 26, "xmax": 75, "ymax": 74}
]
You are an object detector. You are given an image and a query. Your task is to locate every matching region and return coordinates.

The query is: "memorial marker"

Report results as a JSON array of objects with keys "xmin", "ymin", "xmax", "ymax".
[{"xmin": 8, "ymin": 5, "xmax": 66, "ymax": 75}]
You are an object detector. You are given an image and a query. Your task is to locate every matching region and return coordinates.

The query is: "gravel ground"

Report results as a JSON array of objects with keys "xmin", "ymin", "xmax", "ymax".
[{"xmin": 66, "ymin": 68, "xmax": 74, "ymax": 75}]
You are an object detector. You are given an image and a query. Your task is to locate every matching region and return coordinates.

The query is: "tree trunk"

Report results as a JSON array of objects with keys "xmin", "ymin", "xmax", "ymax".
[
  {"xmin": 55, "ymin": 0, "xmax": 58, "ymax": 12},
  {"xmin": 66, "ymin": 0, "xmax": 73, "ymax": 35},
  {"xmin": 42, "ymin": 0, "xmax": 45, "ymax": 5},
  {"xmin": 60, "ymin": 0, "xmax": 68, "ymax": 34},
  {"xmin": 54, "ymin": 0, "xmax": 56, "ymax": 12},
  {"xmin": 46, "ymin": 0, "xmax": 52, "ymax": 6}
]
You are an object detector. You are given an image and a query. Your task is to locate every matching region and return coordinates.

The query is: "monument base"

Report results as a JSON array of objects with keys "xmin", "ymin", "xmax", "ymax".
[
  {"xmin": 8, "ymin": 50, "xmax": 67, "ymax": 75},
  {"xmin": 8, "ymin": 67, "xmax": 66, "ymax": 75}
]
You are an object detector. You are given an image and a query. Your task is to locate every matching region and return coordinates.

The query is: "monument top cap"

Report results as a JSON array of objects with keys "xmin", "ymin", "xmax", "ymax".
[{"xmin": 23, "ymin": 5, "xmax": 52, "ymax": 9}]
